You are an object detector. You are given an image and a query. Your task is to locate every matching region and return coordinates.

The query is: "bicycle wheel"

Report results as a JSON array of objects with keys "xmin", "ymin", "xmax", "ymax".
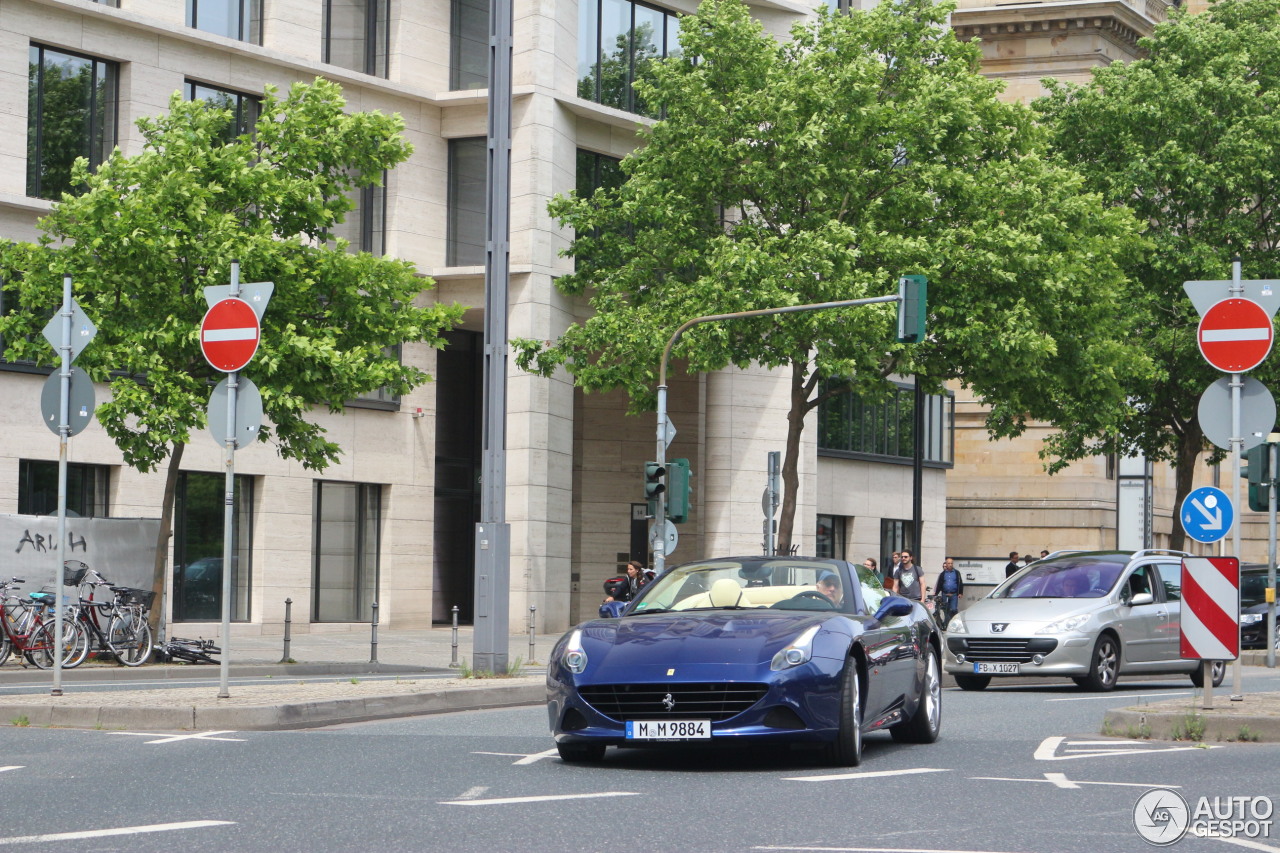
[
  {"xmin": 61, "ymin": 614, "xmax": 92, "ymax": 669},
  {"xmin": 108, "ymin": 612, "xmax": 152, "ymax": 667},
  {"xmin": 25, "ymin": 619, "xmax": 88, "ymax": 670},
  {"xmin": 0, "ymin": 626, "xmax": 10, "ymax": 667}
]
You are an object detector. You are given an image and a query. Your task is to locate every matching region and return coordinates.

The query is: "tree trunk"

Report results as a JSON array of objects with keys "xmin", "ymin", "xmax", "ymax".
[
  {"xmin": 1168, "ymin": 425, "xmax": 1204, "ymax": 554},
  {"xmin": 775, "ymin": 364, "xmax": 811, "ymax": 555},
  {"xmin": 148, "ymin": 441, "xmax": 183, "ymax": 638}
]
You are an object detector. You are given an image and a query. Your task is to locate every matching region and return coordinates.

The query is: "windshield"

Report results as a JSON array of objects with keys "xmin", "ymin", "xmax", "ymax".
[
  {"xmin": 630, "ymin": 559, "xmax": 862, "ymax": 614},
  {"xmin": 993, "ymin": 557, "xmax": 1123, "ymax": 599}
]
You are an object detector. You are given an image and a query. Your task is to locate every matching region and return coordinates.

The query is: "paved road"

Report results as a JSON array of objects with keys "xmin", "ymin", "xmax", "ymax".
[{"xmin": 2, "ymin": 670, "xmax": 1278, "ymax": 852}]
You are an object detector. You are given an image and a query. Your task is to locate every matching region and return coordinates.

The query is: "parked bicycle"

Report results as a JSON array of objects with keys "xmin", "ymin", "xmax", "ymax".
[
  {"xmin": 159, "ymin": 637, "xmax": 220, "ymax": 664},
  {"xmin": 0, "ymin": 576, "xmax": 86, "ymax": 670},
  {"xmin": 56, "ymin": 563, "xmax": 154, "ymax": 668}
]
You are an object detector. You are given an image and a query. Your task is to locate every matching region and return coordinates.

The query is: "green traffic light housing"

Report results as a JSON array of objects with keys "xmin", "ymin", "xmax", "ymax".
[
  {"xmin": 897, "ymin": 274, "xmax": 927, "ymax": 343},
  {"xmin": 1243, "ymin": 443, "xmax": 1274, "ymax": 512},
  {"xmin": 666, "ymin": 458, "xmax": 692, "ymax": 524}
]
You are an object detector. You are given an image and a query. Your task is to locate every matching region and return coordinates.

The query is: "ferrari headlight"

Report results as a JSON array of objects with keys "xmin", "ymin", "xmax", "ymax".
[
  {"xmin": 947, "ymin": 615, "xmax": 967, "ymax": 634},
  {"xmin": 770, "ymin": 625, "xmax": 821, "ymax": 671},
  {"xmin": 563, "ymin": 629, "xmax": 588, "ymax": 674},
  {"xmin": 1241, "ymin": 613, "xmax": 1263, "ymax": 625},
  {"xmin": 1037, "ymin": 614, "xmax": 1091, "ymax": 634}
]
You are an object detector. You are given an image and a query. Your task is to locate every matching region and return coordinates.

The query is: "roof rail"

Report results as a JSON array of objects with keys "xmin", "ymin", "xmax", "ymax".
[{"xmin": 1130, "ymin": 548, "xmax": 1192, "ymax": 558}]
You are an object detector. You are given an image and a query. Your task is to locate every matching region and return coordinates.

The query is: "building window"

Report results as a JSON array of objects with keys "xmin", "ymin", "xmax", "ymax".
[
  {"xmin": 187, "ymin": 0, "xmax": 262, "ymax": 42},
  {"xmin": 578, "ymin": 0, "xmax": 681, "ymax": 117},
  {"xmin": 350, "ymin": 345, "xmax": 401, "ymax": 408},
  {"xmin": 313, "ymin": 482, "xmax": 381, "ymax": 622},
  {"xmin": 577, "ymin": 149, "xmax": 624, "ymax": 199},
  {"xmin": 880, "ymin": 519, "xmax": 910, "ymax": 575},
  {"xmin": 326, "ymin": 180, "xmax": 387, "ymax": 256},
  {"xmin": 185, "ymin": 81, "xmax": 261, "ymax": 141},
  {"xmin": 27, "ymin": 45, "xmax": 118, "ymax": 200},
  {"xmin": 818, "ymin": 381, "xmax": 954, "ymax": 466},
  {"xmin": 451, "ymin": 0, "xmax": 488, "ymax": 90},
  {"xmin": 323, "ymin": 0, "xmax": 390, "ymax": 77},
  {"xmin": 0, "ymin": 284, "xmax": 40, "ymax": 371},
  {"xmin": 816, "ymin": 514, "xmax": 847, "ymax": 560},
  {"xmin": 447, "ymin": 138, "xmax": 486, "ymax": 266},
  {"xmin": 172, "ymin": 472, "xmax": 253, "ymax": 622},
  {"xmin": 18, "ymin": 460, "xmax": 109, "ymax": 518}
]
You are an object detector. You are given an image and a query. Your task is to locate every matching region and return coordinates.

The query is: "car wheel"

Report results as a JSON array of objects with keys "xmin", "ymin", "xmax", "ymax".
[
  {"xmin": 1080, "ymin": 634, "xmax": 1120, "ymax": 691},
  {"xmin": 891, "ymin": 648, "xmax": 941, "ymax": 744},
  {"xmin": 825, "ymin": 661, "xmax": 863, "ymax": 767},
  {"xmin": 556, "ymin": 741, "xmax": 606, "ymax": 762},
  {"xmin": 953, "ymin": 674, "xmax": 990, "ymax": 691},
  {"xmin": 1189, "ymin": 660, "xmax": 1227, "ymax": 688}
]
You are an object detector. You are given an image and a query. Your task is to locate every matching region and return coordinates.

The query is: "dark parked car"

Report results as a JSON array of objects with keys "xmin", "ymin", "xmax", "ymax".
[
  {"xmin": 547, "ymin": 556, "xmax": 942, "ymax": 766},
  {"xmin": 1241, "ymin": 564, "xmax": 1279, "ymax": 651}
]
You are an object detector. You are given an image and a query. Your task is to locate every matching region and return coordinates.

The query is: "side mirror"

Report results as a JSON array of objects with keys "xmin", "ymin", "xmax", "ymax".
[
  {"xmin": 1128, "ymin": 592, "xmax": 1154, "ymax": 607},
  {"xmin": 598, "ymin": 600, "xmax": 628, "ymax": 619},
  {"xmin": 874, "ymin": 595, "xmax": 914, "ymax": 620}
]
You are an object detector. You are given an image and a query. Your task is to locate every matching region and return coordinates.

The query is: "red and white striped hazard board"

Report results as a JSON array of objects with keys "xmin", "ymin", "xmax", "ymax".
[{"xmin": 1180, "ymin": 556, "xmax": 1240, "ymax": 660}]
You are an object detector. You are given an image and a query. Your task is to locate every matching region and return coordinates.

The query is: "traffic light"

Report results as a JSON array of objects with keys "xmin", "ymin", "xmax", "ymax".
[
  {"xmin": 666, "ymin": 458, "xmax": 692, "ymax": 523},
  {"xmin": 1243, "ymin": 443, "xmax": 1273, "ymax": 512},
  {"xmin": 897, "ymin": 274, "xmax": 927, "ymax": 343},
  {"xmin": 644, "ymin": 461, "xmax": 666, "ymax": 517}
]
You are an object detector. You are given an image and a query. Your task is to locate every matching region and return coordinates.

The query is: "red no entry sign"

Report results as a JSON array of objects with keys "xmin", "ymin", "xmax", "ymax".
[
  {"xmin": 1198, "ymin": 298, "xmax": 1273, "ymax": 373},
  {"xmin": 200, "ymin": 298, "xmax": 260, "ymax": 372}
]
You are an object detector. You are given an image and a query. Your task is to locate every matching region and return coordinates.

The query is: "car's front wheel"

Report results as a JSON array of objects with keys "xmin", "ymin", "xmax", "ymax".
[
  {"xmin": 556, "ymin": 741, "xmax": 606, "ymax": 762},
  {"xmin": 891, "ymin": 648, "xmax": 941, "ymax": 744},
  {"xmin": 1077, "ymin": 634, "xmax": 1120, "ymax": 691},
  {"xmin": 953, "ymin": 674, "xmax": 990, "ymax": 691},
  {"xmin": 825, "ymin": 661, "xmax": 863, "ymax": 767},
  {"xmin": 1189, "ymin": 660, "xmax": 1226, "ymax": 688}
]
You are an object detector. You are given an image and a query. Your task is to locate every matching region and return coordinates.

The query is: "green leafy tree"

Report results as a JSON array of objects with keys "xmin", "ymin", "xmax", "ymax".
[
  {"xmin": 0, "ymin": 79, "xmax": 464, "ymax": 622},
  {"xmin": 517, "ymin": 0, "xmax": 1145, "ymax": 552},
  {"xmin": 1035, "ymin": 0, "xmax": 1280, "ymax": 549}
]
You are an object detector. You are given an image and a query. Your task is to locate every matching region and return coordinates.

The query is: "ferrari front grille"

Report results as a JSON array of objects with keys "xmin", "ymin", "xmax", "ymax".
[{"xmin": 579, "ymin": 682, "xmax": 768, "ymax": 722}]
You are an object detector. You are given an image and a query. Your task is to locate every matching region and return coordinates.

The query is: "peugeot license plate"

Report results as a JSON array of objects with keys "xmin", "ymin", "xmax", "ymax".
[
  {"xmin": 975, "ymin": 662, "xmax": 1019, "ymax": 674},
  {"xmin": 626, "ymin": 720, "xmax": 711, "ymax": 740}
]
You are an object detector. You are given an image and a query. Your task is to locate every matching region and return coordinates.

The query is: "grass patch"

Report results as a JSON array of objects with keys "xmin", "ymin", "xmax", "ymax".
[
  {"xmin": 10, "ymin": 715, "xmax": 29, "ymax": 727},
  {"xmin": 1171, "ymin": 711, "xmax": 1207, "ymax": 742},
  {"xmin": 458, "ymin": 655, "xmax": 526, "ymax": 679}
]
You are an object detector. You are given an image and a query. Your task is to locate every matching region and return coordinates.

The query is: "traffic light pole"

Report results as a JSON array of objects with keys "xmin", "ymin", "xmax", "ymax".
[
  {"xmin": 653, "ymin": 290, "xmax": 909, "ymax": 574},
  {"xmin": 1229, "ymin": 260, "xmax": 1243, "ymax": 701}
]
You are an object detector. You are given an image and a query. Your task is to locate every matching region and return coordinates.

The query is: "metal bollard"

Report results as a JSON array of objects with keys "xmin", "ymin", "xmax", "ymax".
[
  {"xmin": 279, "ymin": 597, "xmax": 293, "ymax": 664},
  {"xmin": 528, "ymin": 604, "xmax": 537, "ymax": 664},
  {"xmin": 450, "ymin": 605, "xmax": 460, "ymax": 668},
  {"xmin": 370, "ymin": 601, "xmax": 379, "ymax": 664}
]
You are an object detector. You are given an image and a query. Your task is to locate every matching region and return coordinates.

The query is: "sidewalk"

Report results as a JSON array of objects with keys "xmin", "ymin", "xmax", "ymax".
[{"xmin": 0, "ymin": 624, "xmax": 558, "ymax": 731}]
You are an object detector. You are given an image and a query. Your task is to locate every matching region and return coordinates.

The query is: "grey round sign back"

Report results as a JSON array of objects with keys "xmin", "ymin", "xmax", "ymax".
[
  {"xmin": 1198, "ymin": 375, "xmax": 1276, "ymax": 452},
  {"xmin": 208, "ymin": 376, "xmax": 264, "ymax": 448},
  {"xmin": 40, "ymin": 368, "xmax": 96, "ymax": 437}
]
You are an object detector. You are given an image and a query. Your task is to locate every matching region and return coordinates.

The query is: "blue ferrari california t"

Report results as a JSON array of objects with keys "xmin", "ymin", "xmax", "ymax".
[{"xmin": 547, "ymin": 556, "xmax": 942, "ymax": 765}]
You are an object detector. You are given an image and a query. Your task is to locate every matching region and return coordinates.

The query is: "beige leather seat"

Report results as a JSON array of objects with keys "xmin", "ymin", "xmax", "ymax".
[{"xmin": 708, "ymin": 578, "xmax": 747, "ymax": 607}]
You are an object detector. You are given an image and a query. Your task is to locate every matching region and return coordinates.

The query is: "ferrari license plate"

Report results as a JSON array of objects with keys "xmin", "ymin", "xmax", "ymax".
[
  {"xmin": 975, "ymin": 662, "xmax": 1019, "ymax": 674},
  {"xmin": 626, "ymin": 719, "xmax": 711, "ymax": 740}
]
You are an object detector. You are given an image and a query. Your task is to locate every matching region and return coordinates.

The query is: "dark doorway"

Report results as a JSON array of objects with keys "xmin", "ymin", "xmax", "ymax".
[{"xmin": 433, "ymin": 329, "xmax": 483, "ymax": 623}]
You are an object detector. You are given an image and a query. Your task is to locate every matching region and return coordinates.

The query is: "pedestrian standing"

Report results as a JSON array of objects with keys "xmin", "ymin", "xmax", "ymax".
[
  {"xmin": 1004, "ymin": 551, "xmax": 1021, "ymax": 578},
  {"xmin": 934, "ymin": 557, "xmax": 963, "ymax": 628},
  {"xmin": 891, "ymin": 550, "xmax": 925, "ymax": 602}
]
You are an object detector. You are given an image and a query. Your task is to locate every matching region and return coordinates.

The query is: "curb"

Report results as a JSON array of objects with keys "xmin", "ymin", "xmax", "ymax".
[
  {"xmin": 0, "ymin": 682, "xmax": 545, "ymax": 731},
  {"xmin": 1102, "ymin": 706, "xmax": 1280, "ymax": 743},
  {"xmin": 0, "ymin": 662, "xmax": 437, "ymax": 685}
]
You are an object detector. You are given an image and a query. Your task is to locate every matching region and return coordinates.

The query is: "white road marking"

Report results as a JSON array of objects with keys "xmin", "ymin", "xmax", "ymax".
[
  {"xmin": 1046, "ymin": 692, "xmax": 1191, "ymax": 703},
  {"xmin": 440, "ymin": 791, "xmax": 638, "ymax": 806},
  {"xmin": 514, "ymin": 748, "xmax": 560, "ymax": 765},
  {"xmin": 971, "ymin": 772, "xmax": 1180, "ymax": 790},
  {"xmin": 1190, "ymin": 828, "xmax": 1280, "ymax": 852},
  {"xmin": 1033, "ymin": 736, "xmax": 1221, "ymax": 761},
  {"xmin": 783, "ymin": 768, "xmax": 950, "ymax": 783},
  {"xmin": 755, "ymin": 846, "xmax": 1029, "ymax": 852},
  {"xmin": 0, "ymin": 767, "xmax": 23, "ymax": 774},
  {"xmin": 0, "ymin": 820, "xmax": 233, "ymax": 845},
  {"xmin": 456, "ymin": 786, "xmax": 489, "ymax": 800},
  {"xmin": 108, "ymin": 730, "xmax": 245, "ymax": 744}
]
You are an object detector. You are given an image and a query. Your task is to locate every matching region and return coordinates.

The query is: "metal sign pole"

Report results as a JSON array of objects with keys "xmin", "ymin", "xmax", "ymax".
[
  {"xmin": 1270, "ymin": 440, "xmax": 1278, "ymax": 669},
  {"xmin": 1230, "ymin": 259, "xmax": 1244, "ymax": 700},
  {"xmin": 218, "ymin": 262, "xmax": 241, "ymax": 699},
  {"xmin": 653, "ymin": 385, "xmax": 668, "ymax": 575},
  {"xmin": 51, "ymin": 274, "xmax": 72, "ymax": 697}
]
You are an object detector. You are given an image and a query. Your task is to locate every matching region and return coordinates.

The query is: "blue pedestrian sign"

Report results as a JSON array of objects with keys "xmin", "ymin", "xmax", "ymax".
[{"xmin": 1180, "ymin": 486, "xmax": 1234, "ymax": 543}]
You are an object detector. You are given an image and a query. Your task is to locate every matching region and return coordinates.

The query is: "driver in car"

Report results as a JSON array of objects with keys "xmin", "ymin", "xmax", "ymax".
[
  {"xmin": 817, "ymin": 571, "xmax": 843, "ymax": 605},
  {"xmin": 1060, "ymin": 573, "xmax": 1087, "ymax": 598}
]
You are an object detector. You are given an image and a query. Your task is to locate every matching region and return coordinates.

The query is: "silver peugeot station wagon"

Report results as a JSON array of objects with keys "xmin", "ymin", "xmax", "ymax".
[{"xmin": 944, "ymin": 549, "xmax": 1227, "ymax": 691}]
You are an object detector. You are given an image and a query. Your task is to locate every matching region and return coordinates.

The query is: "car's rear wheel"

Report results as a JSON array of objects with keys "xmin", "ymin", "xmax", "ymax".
[
  {"xmin": 1189, "ymin": 660, "xmax": 1226, "ymax": 688},
  {"xmin": 556, "ymin": 741, "xmax": 606, "ymax": 762},
  {"xmin": 825, "ymin": 661, "xmax": 863, "ymax": 767},
  {"xmin": 891, "ymin": 648, "xmax": 941, "ymax": 744},
  {"xmin": 1078, "ymin": 634, "xmax": 1119, "ymax": 691},
  {"xmin": 953, "ymin": 674, "xmax": 990, "ymax": 691}
]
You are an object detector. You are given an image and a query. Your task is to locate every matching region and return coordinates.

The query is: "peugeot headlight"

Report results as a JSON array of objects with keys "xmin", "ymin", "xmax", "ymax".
[
  {"xmin": 1241, "ymin": 613, "xmax": 1263, "ymax": 625},
  {"xmin": 563, "ymin": 629, "xmax": 588, "ymax": 674},
  {"xmin": 947, "ymin": 615, "xmax": 967, "ymax": 634},
  {"xmin": 770, "ymin": 625, "xmax": 822, "ymax": 671},
  {"xmin": 1037, "ymin": 614, "xmax": 1091, "ymax": 635}
]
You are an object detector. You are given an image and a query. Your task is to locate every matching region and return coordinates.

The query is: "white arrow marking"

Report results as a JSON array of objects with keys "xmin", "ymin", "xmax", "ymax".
[
  {"xmin": 204, "ymin": 327, "xmax": 257, "ymax": 342},
  {"xmin": 0, "ymin": 767, "xmax": 23, "ymax": 774},
  {"xmin": 783, "ymin": 767, "xmax": 950, "ymax": 783},
  {"xmin": 1203, "ymin": 328, "xmax": 1271, "ymax": 342},
  {"xmin": 971, "ymin": 773, "xmax": 1180, "ymax": 790},
  {"xmin": 0, "ymin": 820, "xmax": 233, "ymax": 845},
  {"xmin": 1034, "ymin": 736, "xmax": 1222, "ymax": 761},
  {"xmin": 440, "ymin": 791, "xmax": 638, "ymax": 806},
  {"xmin": 1190, "ymin": 498, "xmax": 1223, "ymax": 529},
  {"xmin": 109, "ymin": 730, "xmax": 244, "ymax": 744}
]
